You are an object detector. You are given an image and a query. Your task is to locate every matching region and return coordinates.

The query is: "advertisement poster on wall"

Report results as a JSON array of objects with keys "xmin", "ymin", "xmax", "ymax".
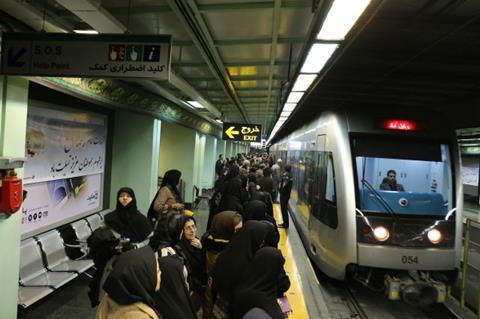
[
  {"xmin": 22, "ymin": 105, "xmax": 107, "ymax": 237},
  {"xmin": 24, "ymin": 106, "xmax": 106, "ymax": 184},
  {"xmin": 21, "ymin": 174, "xmax": 102, "ymax": 235}
]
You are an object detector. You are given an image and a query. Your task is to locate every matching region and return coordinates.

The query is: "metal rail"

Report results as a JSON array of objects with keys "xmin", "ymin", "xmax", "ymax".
[{"xmin": 345, "ymin": 286, "xmax": 369, "ymax": 319}]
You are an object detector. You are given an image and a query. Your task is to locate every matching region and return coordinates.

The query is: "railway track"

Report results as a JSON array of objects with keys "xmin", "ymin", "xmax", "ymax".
[{"xmin": 309, "ymin": 260, "xmax": 457, "ymax": 319}]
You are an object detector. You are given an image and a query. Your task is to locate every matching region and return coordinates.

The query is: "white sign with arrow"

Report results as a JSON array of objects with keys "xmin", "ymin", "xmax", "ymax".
[{"xmin": 1, "ymin": 33, "xmax": 172, "ymax": 80}]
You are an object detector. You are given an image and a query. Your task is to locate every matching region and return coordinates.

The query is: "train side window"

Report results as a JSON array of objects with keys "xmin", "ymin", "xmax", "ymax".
[
  {"xmin": 325, "ymin": 154, "xmax": 336, "ymax": 203},
  {"xmin": 314, "ymin": 151, "xmax": 338, "ymax": 229}
]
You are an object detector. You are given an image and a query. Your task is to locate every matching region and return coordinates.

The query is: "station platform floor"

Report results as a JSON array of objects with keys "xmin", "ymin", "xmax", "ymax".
[{"xmin": 18, "ymin": 201, "xmax": 327, "ymax": 319}]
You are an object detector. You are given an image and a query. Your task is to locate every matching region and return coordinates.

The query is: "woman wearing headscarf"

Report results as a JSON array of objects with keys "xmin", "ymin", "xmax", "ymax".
[
  {"xmin": 202, "ymin": 211, "xmax": 243, "ymax": 319},
  {"xmin": 105, "ymin": 187, "xmax": 153, "ymax": 246},
  {"xmin": 211, "ymin": 221, "xmax": 272, "ymax": 310},
  {"xmin": 177, "ymin": 217, "xmax": 208, "ymax": 309},
  {"xmin": 202, "ymin": 211, "xmax": 243, "ymax": 275},
  {"xmin": 153, "ymin": 255, "xmax": 197, "ymax": 319},
  {"xmin": 249, "ymin": 190, "xmax": 274, "ymax": 218},
  {"xmin": 217, "ymin": 165, "xmax": 244, "ymax": 214},
  {"xmin": 234, "ymin": 247, "xmax": 290, "ymax": 319},
  {"xmin": 96, "ymin": 246, "xmax": 161, "ymax": 319},
  {"xmin": 243, "ymin": 200, "xmax": 279, "ymax": 248},
  {"xmin": 148, "ymin": 169, "xmax": 184, "ymax": 224}
]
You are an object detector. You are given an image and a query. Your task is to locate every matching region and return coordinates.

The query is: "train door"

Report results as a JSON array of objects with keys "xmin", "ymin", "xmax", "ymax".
[{"xmin": 308, "ymin": 135, "xmax": 339, "ymax": 274}]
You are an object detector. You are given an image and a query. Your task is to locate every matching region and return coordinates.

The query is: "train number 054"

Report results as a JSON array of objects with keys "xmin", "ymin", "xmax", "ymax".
[{"xmin": 401, "ymin": 255, "xmax": 419, "ymax": 264}]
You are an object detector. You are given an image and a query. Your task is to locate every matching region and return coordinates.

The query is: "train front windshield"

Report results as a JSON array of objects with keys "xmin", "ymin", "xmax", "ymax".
[{"xmin": 353, "ymin": 136, "xmax": 453, "ymax": 217}]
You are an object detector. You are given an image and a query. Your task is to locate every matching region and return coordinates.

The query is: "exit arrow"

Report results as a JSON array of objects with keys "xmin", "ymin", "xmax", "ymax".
[
  {"xmin": 7, "ymin": 47, "xmax": 26, "ymax": 67},
  {"xmin": 225, "ymin": 126, "xmax": 239, "ymax": 139}
]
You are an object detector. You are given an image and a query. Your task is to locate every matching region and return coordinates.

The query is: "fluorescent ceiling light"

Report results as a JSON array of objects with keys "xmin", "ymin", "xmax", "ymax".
[
  {"xmin": 301, "ymin": 43, "xmax": 338, "ymax": 73},
  {"xmin": 283, "ymin": 103, "xmax": 296, "ymax": 112},
  {"xmin": 187, "ymin": 101, "xmax": 204, "ymax": 109},
  {"xmin": 287, "ymin": 92, "xmax": 304, "ymax": 104},
  {"xmin": 279, "ymin": 116, "xmax": 288, "ymax": 120},
  {"xmin": 280, "ymin": 111, "xmax": 291, "ymax": 117},
  {"xmin": 73, "ymin": 21, "xmax": 98, "ymax": 34},
  {"xmin": 317, "ymin": 0, "xmax": 371, "ymax": 40},
  {"xmin": 292, "ymin": 74, "xmax": 317, "ymax": 92},
  {"xmin": 73, "ymin": 29, "xmax": 98, "ymax": 34}
]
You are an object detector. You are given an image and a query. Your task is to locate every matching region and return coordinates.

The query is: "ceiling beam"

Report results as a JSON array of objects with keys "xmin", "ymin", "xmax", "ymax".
[
  {"xmin": 198, "ymin": 1, "xmax": 311, "ymax": 11},
  {"xmin": 55, "ymin": 0, "xmax": 221, "ymax": 120},
  {"xmin": 232, "ymin": 75, "xmax": 285, "ymax": 81},
  {"xmin": 174, "ymin": 36, "xmax": 304, "ymax": 46},
  {"xmin": 167, "ymin": 0, "xmax": 249, "ymax": 122},
  {"xmin": 0, "ymin": 0, "xmax": 70, "ymax": 32},
  {"xmin": 170, "ymin": 73, "xmax": 221, "ymax": 117},
  {"xmin": 173, "ymin": 60, "xmax": 296, "ymax": 67},
  {"xmin": 56, "ymin": 0, "xmax": 127, "ymax": 33},
  {"xmin": 104, "ymin": 1, "xmax": 310, "ymax": 15},
  {"xmin": 200, "ymin": 87, "xmax": 281, "ymax": 92},
  {"xmin": 265, "ymin": 0, "xmax": 282, "ymax": 136},
  {"xmin": 184, "ymin": 76, "xmax": 293, "ymax": 83}
]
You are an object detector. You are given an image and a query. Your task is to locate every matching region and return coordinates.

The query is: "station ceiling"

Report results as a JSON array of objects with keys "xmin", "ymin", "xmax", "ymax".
[{"xmin": 1, "ymin": 0, "xmax": 480, "ymax": 142}]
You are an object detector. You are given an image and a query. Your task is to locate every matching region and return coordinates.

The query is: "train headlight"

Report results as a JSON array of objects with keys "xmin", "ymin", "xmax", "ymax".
[
  {"xmin": 373, "ymin": 226, "xmax": 390, "ymax": 242},
  {"xmin": 427, "ymin": 228, "xmax": 442, "ymax": 244}
]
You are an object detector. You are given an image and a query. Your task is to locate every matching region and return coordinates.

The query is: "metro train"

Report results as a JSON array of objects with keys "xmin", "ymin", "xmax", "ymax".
[{"xmin": 270, "ymin": 107, "xmax": 462, "ymax": 305}]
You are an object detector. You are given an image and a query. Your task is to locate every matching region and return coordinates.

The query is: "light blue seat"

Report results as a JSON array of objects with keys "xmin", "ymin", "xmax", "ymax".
[
  {"xmin": 19, "ymin": 238, "xmax": 77, "ymax": 289},
  {"xmin": 18, "ymin": 286, "xmax": 54, "ymax": 308},
  {"xmin": 36, "ymin": 230, "xmax": 94, "ymax": 274},
  {"xmin": 86, "ymin": 213, "xmax": 104, "ymax": 231}
]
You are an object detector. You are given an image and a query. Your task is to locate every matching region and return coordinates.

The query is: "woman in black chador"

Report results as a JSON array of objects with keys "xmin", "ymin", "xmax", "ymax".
[
  {"xmin": 104, "ymin": 187, "xmax": 152, "ymax": 245},
  {"xmin": 234, "ymin": 247, "xmax": 290, "ymax": 319}
]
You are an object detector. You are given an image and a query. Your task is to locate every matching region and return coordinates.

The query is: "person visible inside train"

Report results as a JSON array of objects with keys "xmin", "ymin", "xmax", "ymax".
[
  {"xmin": 379, "ymin": 169, "xmax": 405, "ymax": 191},
  {"xmin": 233, "ymin": 247, "xmax": 290, "ymax": 319},
  {"xmin": 211, "ymin": 220, "xmax": 275, "ymax": 315},
  {"xmin": 278, "ymin": 165, "xmax": 293, "ymax": 229},
  {"xmin": 177, "ymin": 217, "xmax": 208, "ymax": 310},
  {"xmin": 147, "ymin": 169, "xmax": 184, "ymax": 228},
  {"xmin": 153, "ymin": 254, "xmax": 197, "ymax": 319},
  {"xmin": 104, "ymin": 187, "xmax": 153, "ymax": 248},
  {"xmin": 96, "ymin": 246, "xmax": 161, "ymax": 319}
]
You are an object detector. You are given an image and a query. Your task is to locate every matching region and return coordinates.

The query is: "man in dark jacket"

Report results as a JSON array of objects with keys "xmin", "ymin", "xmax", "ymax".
[
  {"xmin": 215, "ymin": 154, "xmax": 224, "ymax": 179},
  {"xmin": 278, "ymin": 165, "xmax": 293, "ymax": 228}
]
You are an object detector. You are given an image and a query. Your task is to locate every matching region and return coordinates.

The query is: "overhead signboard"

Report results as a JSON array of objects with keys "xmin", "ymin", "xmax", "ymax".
[
  {"xmin": 1, "ymin": 33, "xmax": 171, "ymax": 80},
  {"xmin": 222, "ymin": 122, "xmax": 262, "ymax": 142}
]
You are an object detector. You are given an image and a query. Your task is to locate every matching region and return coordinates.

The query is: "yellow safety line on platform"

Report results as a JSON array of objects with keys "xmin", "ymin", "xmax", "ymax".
[{"xmin": 274, "ymin": 204, "xmax": 310, "ymax": 319}]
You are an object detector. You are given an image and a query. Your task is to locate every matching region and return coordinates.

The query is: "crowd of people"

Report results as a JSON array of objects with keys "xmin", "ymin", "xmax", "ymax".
[{"xmin": 90, "ymin": 152, "xmax": 294, "ymax": 319}]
